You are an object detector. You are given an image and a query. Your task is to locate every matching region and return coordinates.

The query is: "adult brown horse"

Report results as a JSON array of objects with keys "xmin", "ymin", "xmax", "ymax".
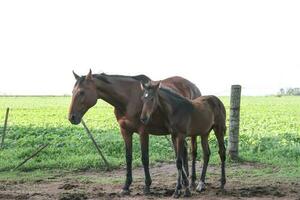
[
  {"xmin": 68, "ymin": 70, "xmax": 201, "ymax": 194},
  {"xmin": 140, "ymin": 81, "xmax": 226, "ymax": 198}
]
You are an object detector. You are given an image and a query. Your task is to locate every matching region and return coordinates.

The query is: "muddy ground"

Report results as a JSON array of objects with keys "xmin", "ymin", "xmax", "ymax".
[{"xmin": 0, "ymin": 162, "xmax": 299, "ymax": 200}]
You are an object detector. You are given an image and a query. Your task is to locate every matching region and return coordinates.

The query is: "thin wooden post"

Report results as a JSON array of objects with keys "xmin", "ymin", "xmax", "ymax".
[
  {"xmin": 81, "ymin": 120, "xmax": 110, "ymax": 171},
  {"xmin": 1, "ymin": 108, "xmax": 9, "ymax": 149},
  {"xmin": 13, "ymin": 143, "xmax": 49, "ymax": 170},
  {"xmin": 228, "ymin": 85, "xmax": 242, "ymax": 160}
]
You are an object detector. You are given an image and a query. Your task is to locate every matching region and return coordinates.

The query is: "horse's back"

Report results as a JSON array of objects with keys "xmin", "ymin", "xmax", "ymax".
[
  {"xmin": 161, "ymin": 76, "xmax": 201, "ymax": 100},
  {"xmin": 193, "ymin": 95, "xmax": 226, "ymax": 126}
]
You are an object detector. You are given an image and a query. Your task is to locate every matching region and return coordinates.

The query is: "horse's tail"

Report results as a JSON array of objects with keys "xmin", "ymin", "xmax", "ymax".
[
  {"xmin": 219, "ymin": 98, "xmax": 227, "ymax": 136},
  {"xmin": 211, "ymin": 96, "xmax": 227, "ymax": 136}
]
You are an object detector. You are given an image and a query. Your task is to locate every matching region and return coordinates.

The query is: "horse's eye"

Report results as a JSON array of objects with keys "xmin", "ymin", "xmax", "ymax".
[{"xmin": 79, "ymin": 91, "xmax": 85, "ymax": 96}]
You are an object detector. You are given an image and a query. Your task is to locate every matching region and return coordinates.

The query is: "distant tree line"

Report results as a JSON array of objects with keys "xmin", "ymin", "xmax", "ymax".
[{"xmin": 279, "ymin": 88, "xmax": 300, "ymax": 96}]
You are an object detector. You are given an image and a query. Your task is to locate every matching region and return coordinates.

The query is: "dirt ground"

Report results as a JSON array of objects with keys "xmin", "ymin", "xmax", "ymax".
[{"xmin": 0, "ymin": 162, "xmax": 299, "ymax": 200}]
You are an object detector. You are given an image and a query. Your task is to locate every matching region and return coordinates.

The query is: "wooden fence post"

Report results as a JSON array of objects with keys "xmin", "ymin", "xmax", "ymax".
[
  {"xmin": 228, "ymin": 85, "xmax": 242, "ymax": 160},
  {"xmin": 1, "ymin": 108, "xmax": 9, "ymax": 149}
]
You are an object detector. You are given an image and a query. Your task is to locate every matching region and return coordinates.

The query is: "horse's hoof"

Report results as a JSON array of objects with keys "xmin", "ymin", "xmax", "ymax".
[
  {"xmin": 172, "ymin": 190, "xmax": 181, "ymax": 198},
  {"xmin": 220, "ymin": 184, "xmax": 225, "ymax": 190},
  {"xmin": 143, "ymin": 187, "xmax": 151, "ymax": 195},
  {"xmin": 190, "ymin": 182, "xmax": 197, "ymax": 190},
  {"xmin": 220, "ymin": 178, "xmax": 226, "ymax": 189},
  {"xmin": 183, "ymin": 188, "xmax": 192, "ymax": 197},
  {"xmin": 196, "ymin": 181, "xmax": 205, "ymax": 193},
  {"xmin": 120, "ymin": 189, "xmax": 130, "ymax": 196}
]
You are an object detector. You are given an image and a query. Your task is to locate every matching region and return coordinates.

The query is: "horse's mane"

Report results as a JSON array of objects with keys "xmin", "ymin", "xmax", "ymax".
[
  {"xmin": 131, "ymin": 74, "xmax": 151, "ymax": 83},
  {"xmin": 158, "ymin": 87, "xmax": 193, "ymax": 115},
  {"xmin": 93, "ymin": 73, "xmax": 151, "ymax": 84},
  {"xmin": 159, "ymin": 87, "xmax": 193, "ymax": 109}
]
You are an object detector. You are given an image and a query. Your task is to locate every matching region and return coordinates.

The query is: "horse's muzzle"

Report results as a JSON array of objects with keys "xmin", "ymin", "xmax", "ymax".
[
  {"xmin": 69, "ymin": 114, "xmax": 81, "ymax": 125},
  {"xmin": 140, "ymin": 116, "xmax": 150, "ymax": 125}
]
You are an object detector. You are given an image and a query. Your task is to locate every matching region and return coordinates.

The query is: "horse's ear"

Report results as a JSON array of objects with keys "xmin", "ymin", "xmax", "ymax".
[
  {"xmin": 158, "ymin": 81, "xmax": 162, "ymax": 89},
  {"xmin": 86, "ymin": 69, "xmax": 92, "ymax": 80},
  {"xmin": 73, "ymin": 71, "xmax": 80, "ymax": 80},
  {"xmin": 153, "ymin": 81, "xmax": 161, "ymax": 90},
  {"xmin": 140, "ymin": 81, "xmax": 147, "ymax": 90}
]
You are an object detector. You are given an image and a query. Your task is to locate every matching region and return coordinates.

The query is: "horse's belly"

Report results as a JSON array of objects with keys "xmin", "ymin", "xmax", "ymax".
[
  {"xmin": 117, "ymin": 118, "xmax": 169, "ymax": 135},
  {"xmin": 144, "ymin": 128, "xmax": 169, "ymax": 135},
  {"xmin": 189, "ymin": 121, "xmax": 213, "ymax": 136}
]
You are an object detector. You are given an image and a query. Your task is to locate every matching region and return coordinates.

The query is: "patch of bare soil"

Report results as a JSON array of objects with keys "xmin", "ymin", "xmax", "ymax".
[{"xmin": 0, "ymin": 162, "xmax": 299, "ymax": 200}]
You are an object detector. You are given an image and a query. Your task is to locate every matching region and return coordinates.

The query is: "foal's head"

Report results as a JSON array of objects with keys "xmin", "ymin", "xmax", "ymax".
[
  {"xmin": 140, "ymin": 81, "xmax": 161, "ymax": 125},
  {"xmin": 69, "ymin": 69, "xmax": 98, "ymax": 125}
]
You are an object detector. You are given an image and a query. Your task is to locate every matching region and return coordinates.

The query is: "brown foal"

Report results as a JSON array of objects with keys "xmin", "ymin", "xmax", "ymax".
[{"xmin": 140, "ymin": 81, "xmax": 226, "ymax": 198}]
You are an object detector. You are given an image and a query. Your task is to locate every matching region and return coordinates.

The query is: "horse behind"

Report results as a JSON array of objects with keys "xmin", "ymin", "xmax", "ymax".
[{"xmin": 140, "ymin": 81, "xmax": 226, "ymax": 198}]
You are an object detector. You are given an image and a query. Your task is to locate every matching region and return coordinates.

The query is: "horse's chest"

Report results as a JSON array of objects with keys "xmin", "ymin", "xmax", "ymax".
[
  {"xmin": 117, "ymin": 117, "xmax": 136, "ymax": 130},
  {"xmin": 114, "ymin": 109, "xmax": 138, "ymax": 130}
]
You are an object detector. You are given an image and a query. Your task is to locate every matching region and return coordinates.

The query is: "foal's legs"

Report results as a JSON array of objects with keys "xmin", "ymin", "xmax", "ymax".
[
  {"xmin": 173, "ymin": 135, "xmax": 191, "ymax": 198},
  {"xmin": 172, "ymin": 135, "xmax": 189, "ymax": 186},
  {"xmin": 139, "ymin": 132, "xmax": 152, "ymax": 194},
  {"xmin": 183, "ymin": 140, "xmax": 189, "ymax": 178},
  {"xmin": 214, "ymin": 126, "xmax": 226, "ymax": 189},
  {"xmin": 196, "ymin": 134, "xmax": 211, "ymax": 192},
  {"xmin": 120, "ymin": 128, "xmax": 133, "ymax": 195},
  {"xmin": 190, "ymin": 136, "xmax": 197, "ymax": 189}
]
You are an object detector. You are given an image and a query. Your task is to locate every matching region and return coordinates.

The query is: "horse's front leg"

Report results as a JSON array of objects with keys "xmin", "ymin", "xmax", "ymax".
[
  {"xmin": 173, "ymin": 134, "xmax": 191, "ymax": 198},
  {"xmin": 139, "ymin": 132, "xmax": 152, "ymax": 194},
  {"xmin": 172, "ymin": 135, "xmax": 189, "ymax": 181},
  {"xmin": 120, "ymin": 128, "xmax": 133, "ymax": 195}
]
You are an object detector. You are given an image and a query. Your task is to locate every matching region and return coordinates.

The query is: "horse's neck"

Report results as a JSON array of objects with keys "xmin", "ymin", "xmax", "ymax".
[
  {"xmin": 94, "ymin": 75, "xmax": 140, "ymax": 110},
  {"xmin": 158, "ymin": 89, "xmax": 193, "ymax": 128}
]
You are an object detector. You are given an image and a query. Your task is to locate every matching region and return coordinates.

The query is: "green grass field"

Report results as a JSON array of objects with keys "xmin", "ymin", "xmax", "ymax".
[{"xmin": 0, "ymin": 96, "xmax": 299, "ymax": 179}]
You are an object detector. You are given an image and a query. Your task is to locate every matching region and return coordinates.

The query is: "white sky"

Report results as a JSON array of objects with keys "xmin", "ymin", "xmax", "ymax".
[{"xmin": 0, "ymin": 0, "xmax": 299, "ymax": 96}]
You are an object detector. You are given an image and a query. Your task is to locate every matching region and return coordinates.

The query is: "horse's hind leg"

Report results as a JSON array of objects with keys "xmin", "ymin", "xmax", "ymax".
[
  {"xmin": 183, "ymin": 139, "xmax": 189, "ymax": 178},
  {"xmin": 182, "ymin": 139, "xmax": 191, "ymax": 197},
  {"xmin": 190, "ymin": 136, "xmax": 197, "ymax": 189},
  {"xmin": 196, "ymin": 134, "xmax": 210, "ymax": 193},
  {"xmin": 214, "ymin": 126, "xmax": 226, "ymax": 189}
]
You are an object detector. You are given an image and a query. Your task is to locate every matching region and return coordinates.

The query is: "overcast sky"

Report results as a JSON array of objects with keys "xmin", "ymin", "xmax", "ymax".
[{"xmin": 0, "ymin": 0, "xmax": 299, "ymax": 96}]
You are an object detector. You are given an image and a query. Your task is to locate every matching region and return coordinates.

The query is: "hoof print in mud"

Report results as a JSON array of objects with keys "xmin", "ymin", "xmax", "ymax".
[
  {"xmin": 58, "ymin": 183, "xmax": 78, "ymax": 190},
  {"xmin": 59, "ymin": 192, "xmax": 87, "ymax": 200}
]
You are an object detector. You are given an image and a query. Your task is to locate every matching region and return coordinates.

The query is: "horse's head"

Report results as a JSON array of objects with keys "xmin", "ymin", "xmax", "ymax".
[
  {"xmin": 140, "ymin": 81, "xmax": 161, "ymax": 125},
  {"xmin": 69, "ymin": 69, "xmax": 98, "ymax": 125}
]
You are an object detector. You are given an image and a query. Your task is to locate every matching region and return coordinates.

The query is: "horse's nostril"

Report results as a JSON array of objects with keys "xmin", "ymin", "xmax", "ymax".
[
  {"xmin": 140, "ymin": 117, "xmax": 148, "ymax": 124},
  {"xmin": 69, "ymin": 114, "xmax": 82, "ymax": 125},
  {"xmin": 70, "ymin": 114, "xmax": 76, "ymax": 122}
]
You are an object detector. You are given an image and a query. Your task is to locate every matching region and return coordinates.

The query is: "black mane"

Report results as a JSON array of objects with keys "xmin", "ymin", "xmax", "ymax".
[
  {"xmin": 159, "ymin": 87, "xmax": 193, "ymax": 113},
  {"xmin": 94, "ymin": 73, "xmax": 151, "ymax": 84},
  {"xmin": 159, "ymin": 87, "xmax": 190, "ymax": 103}
]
